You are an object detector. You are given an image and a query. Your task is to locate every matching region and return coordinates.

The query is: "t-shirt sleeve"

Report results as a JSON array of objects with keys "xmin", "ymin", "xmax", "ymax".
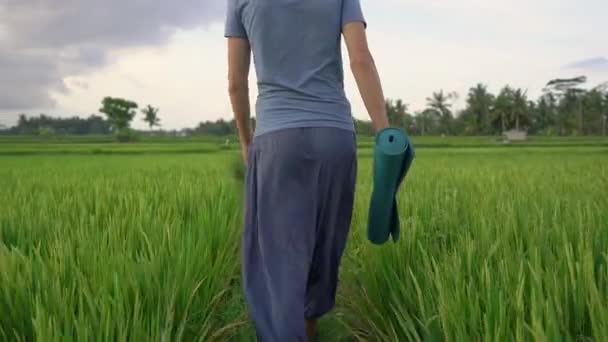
[
  {"xmin": 341, "ymin": 0, "xmax": 367, "ymax": 29},
  {"xmin": 224, "ymin": 0, "xmax": 248, "ymax": 38}
]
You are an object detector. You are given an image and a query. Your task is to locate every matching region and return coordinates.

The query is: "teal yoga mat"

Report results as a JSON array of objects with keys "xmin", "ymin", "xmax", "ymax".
[{"xmin": 367, "ymin": 127, "xmax": 415, "ymax": 245}]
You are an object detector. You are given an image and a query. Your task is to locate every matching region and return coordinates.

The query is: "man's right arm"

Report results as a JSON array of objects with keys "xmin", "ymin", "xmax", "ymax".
[{"xmin": 343, "ymin": 22, "xmax": 390, "ymax": 132}]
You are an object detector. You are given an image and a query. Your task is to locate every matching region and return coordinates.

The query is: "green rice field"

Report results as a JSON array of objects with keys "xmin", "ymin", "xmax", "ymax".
[{"xmin": 1, "ymin": 136, "xmax": 607, "ymax": 341}]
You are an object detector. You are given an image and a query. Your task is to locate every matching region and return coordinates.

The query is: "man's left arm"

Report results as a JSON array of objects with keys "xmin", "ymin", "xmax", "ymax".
[{"xmin": 227, "ymin": 37, "xmax": 252, "ymax": 163}]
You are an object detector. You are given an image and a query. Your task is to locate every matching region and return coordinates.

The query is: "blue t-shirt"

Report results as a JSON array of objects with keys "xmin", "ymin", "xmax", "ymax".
[{"xmin": 225, "ymin": 0, "xmax": 366, "ymax": 137}]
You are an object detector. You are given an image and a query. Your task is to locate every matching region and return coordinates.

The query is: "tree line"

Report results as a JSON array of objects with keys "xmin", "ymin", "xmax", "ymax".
[
  {"xmin": 2, "ymin": 114, "xmax": 112, "ymax": 136},
  {"xmin": 1, "ymin": 98, "xmax": 162, "ymax": 141},
  {"xmin": 357, "ymin": 76, "xmax": 607, "ymax": 137},
  {"xmin": 2, "ymin": 76, "xmax": 607, "ymax": 138}
]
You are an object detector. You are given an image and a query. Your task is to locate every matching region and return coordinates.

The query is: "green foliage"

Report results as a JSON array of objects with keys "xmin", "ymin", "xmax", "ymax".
[
  {"xmin": 231, "ymin": 155, "xmax": 247, "ymax": 183},
  {"xmin": 543, "ymin": 76, "xmax": 588, "ymax": 135},
  {"xmin": 511, "ymin": 88, "xmax": 529, "ymax": 130},
  {"xmin": 374, "ymin": 99, "xmax": 416, "ymax": 135},
  {"xmin": 116, "ymin": 128, "xmax": 141, "ymax": 143},
  {"xmin": 192, "ymin": 119, "xmax": 236, "ymax": 136},
  {"xmin": 1, "ymin": 144, "xmax": 607, "ymax": 340},
  {"xmin": 99, "ymin": 97, "xmax": 138, "ymax": 138},
  {"xmin": 397, "ymin": 76, "xmax": 607, "ymax": 137},
  {"xmin": 2, "ymin": 114, "xmax": 111, "ymax": 135},
  {"xmin": 485, "ymin": 86, "xmax": 530, "ymax": 133},
  {"xmin": 142, "ymin": 105, "xmax": 161, "ymax": 129},
  {"xmin": 414, "ymin": 109, "xmax": 438, "ymax": 136},
  {"xmin": 340, "ymin": 147, "xmax": 608, "ymax": 341},
  {"xmin": 461, "ymin": 83, "xmax": 494, "ymax": 135},
  {"xmin": 354, "ymin": 118, "xmax": 375, "ymax": 136},
  {"xmin": 532, "ymin": 94, "xmax": 556, "ymax": 134},
  {"xmin": 1, "ymin": 136, "xmax": 606, "ymax": 156},
  {"xmin": 0, "ymin": 155, "xmax": 243, "ymax": 341},
  {"xmin": 4, "ymin": 76, "xmax": 608, "ymax": 139},
  {"xmin": 38, "ymin": 126, "xmax": 56, "ymax": 138},
  {"xmin": 385, "ymin": 99, "xmax": 410, "ymax": 127},
  {"xmin": 492, "ymin": 86, "xmax": 516, "ymax": 132},
  {"xmin": 425, "ymin": 90, "xmax": 454, "ymax": 135}
]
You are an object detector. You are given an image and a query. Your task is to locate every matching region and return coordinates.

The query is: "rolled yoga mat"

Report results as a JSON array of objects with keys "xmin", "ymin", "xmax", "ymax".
[{"xmin": 367, "ymin": 127, "xmax": 415, "ymax": 245}]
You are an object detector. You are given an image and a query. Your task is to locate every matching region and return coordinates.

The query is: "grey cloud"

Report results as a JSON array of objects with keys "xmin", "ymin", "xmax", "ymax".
[
  {"xmin": 0, "ymin": 48, "xmax": 65, "ymax": 109},
  {"xmin": 565, "ymin": 57, "xmax": 608, "ymax": 71},
  {"xmin": 77, "ymin": 47, "xmax": 108, "ymax": 68},
  {"xmin": 0, "ymin": 0, "xmax": 224, "ymax": 111}
]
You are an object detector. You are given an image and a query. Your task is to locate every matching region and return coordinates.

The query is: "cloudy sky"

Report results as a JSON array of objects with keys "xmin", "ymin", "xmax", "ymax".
[{"xmin": 0, "ymin": 0, "xmax": 606, "ymax": 130}]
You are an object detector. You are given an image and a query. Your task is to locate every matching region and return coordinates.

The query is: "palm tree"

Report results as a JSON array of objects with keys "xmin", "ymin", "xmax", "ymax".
[
  {"xmin": 426, "ymin": 90, "xmax": 453, "ymax": 135},
  {"xmin": 539, "ymin": 92, "xmax": 559, "ymax": 134},
  {"xmin": 544, "ymin": 76, "xmax": 587, "ymax": 135},
  {"xmin": 142, "ymin": 105, "xmax": 161, "ymax": 130},
  {"xmin": 385, "ymin": 98, "xmax": 409, "ymax": 128},
  {"xmin": 556, "ymin": 91, "xmax": 581, "ymax": 135},
  {"xmin": 415, "ymin": 109, "xmax": 437, "ymax": 136},
  {"xmin": 493, "ymin": 86, "xmax": 515, "ymax": 133},
  {"xmin": 512, "ymin": 89, "xmax": 529, "ymax": 131},
  {"xmin": 466, "ymin": 84, "xmax": 494, "ymax": 134},
  {"xmin": 394, "ymin": 99, "xmax": 408, "ymax": 118},
  {"xmin": 591, "ymin": 82, "xmax": 608, "ymax": 136}
]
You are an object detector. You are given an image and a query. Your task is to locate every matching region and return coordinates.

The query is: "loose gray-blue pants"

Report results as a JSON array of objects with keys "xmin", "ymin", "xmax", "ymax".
[{"xmin": 243, "ymin": 127, "xmax": 357, "ymax": 341}]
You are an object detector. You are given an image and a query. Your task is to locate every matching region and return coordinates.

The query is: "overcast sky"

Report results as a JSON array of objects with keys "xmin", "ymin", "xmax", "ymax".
[{"xmin": 1, "ymin": 0, "xmax": 606, "ymax": 130}]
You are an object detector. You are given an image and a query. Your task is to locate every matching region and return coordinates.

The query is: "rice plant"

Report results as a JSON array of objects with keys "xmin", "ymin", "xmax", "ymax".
[
  {"xmin": 1, "ymin": 143, "xmax": 607, "ymax": 341},
  {"xmin": 0, "ymin": 155, "xmax": 243, "ymax": 341},
  {"xmin": 340, "ymin": 148, "xmax": 608, "ymax": 341}
]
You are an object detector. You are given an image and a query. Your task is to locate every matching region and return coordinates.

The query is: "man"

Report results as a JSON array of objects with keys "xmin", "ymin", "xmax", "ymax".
[{"xmin": 225, "ymin": 0, "xmax": 389, "ymax": 340}]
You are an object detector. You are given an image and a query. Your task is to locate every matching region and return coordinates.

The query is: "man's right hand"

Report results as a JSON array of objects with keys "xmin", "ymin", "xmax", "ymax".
[{"xmin": 241, "ymin": 142, "xmax": 249, "ymax": 165}]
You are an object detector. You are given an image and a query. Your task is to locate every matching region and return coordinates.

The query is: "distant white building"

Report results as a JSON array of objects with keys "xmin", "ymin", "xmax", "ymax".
[{"xmin": 502, "ymin": 129, "xmax": 527, "ymax": 142}]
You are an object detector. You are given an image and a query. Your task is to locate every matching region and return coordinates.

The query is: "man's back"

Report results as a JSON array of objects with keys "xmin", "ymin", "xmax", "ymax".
[
  {"xmin": 225, "ymin": 0, "xmax": 390, "ymax": 338},
  {"xmin": 225, "ymin": 0, "xmax": 365, "ymax": 136}
]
